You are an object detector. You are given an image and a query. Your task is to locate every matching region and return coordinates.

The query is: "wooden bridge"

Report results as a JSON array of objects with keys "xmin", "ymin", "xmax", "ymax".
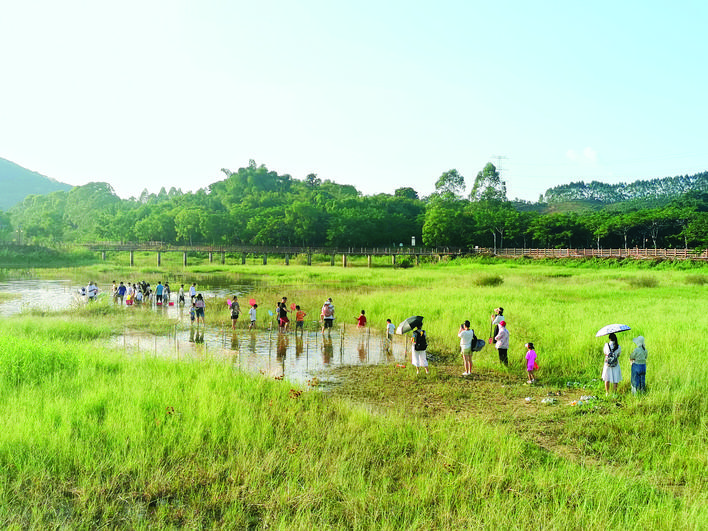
[
  {"xmin": 85, "ymin": 242, "xmax": 708, "ymax": 267},
  {"xmin": 85, "ymin": 243, "xmax": 464, "ymax": 267}
]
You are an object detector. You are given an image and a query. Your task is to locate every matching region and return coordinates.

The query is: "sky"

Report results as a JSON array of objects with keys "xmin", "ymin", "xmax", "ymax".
[{"xmin": 1, "ymin": 1, "xmax": 706, "ymax": 202}]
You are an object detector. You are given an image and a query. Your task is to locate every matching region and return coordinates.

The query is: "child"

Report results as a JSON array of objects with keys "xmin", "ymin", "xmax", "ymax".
[
  {"xmin": 525, "ymin": 342, "xmax": 537, "ymax": 384},
  {"xmin": 357, "ymin": 310, "xmax": 367, "ymax": 328},
  {"xmin": 295, "ymin": 305, "xmax": 306, "ymax": 334},
  {"xmin": 386, "ymin": 318, "xmax": 395, "ymax": 341},
  {"xmin": 189, "ymin": 302, "xmax": 196, "ymax": 324},
  {"xmin": 248, "ymin": 303, "xmax": 257, "ymax": 330}
]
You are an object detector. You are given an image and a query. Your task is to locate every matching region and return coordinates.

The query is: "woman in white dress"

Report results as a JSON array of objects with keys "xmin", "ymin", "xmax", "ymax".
[{"xmin": 602, "ymin": 332, "xmax": 622, "ymax": 395}]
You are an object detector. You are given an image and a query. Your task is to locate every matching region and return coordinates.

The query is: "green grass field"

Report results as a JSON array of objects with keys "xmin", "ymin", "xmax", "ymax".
[{"xmin": 1, "ymin": 258, "xmax": 707, "ymax": 528}]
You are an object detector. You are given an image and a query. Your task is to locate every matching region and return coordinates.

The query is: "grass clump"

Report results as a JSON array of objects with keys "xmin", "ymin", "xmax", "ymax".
[
  {"xmin": 685, "ymin": 274, "xmax": 708, "ymax": 285},
  {"xmin": 625, "ymin": 276, "xmax": 659, "ymax": 288},
  {"xmin": 472, "ymin": 273, "xmax": 504, "ymax": 287}
]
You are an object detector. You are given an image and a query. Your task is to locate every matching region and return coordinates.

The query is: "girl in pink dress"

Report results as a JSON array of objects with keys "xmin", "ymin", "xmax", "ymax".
[{"xmin": 525, "ymin": 342, "xmax": 538, "ymax": 384}]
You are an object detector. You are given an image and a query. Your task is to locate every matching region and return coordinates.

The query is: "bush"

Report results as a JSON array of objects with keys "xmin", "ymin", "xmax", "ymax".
[{"xmin": 473, "ymin": 274, "xmax": 503, "ymax": 287}]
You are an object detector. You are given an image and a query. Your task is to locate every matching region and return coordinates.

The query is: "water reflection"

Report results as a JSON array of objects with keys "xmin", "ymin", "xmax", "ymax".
[{"xmin": 0, "ymin": 278, "xmax": 409, "ymax": 385}]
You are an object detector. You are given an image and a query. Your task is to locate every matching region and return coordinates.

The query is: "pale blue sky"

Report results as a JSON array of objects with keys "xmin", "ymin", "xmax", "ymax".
[{"xmin": 1, "ymin": 1, "xmax": 706, "ymax": 201}]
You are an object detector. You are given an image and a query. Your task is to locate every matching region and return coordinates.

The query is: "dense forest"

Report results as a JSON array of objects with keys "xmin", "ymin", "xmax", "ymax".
[{"xmin": 3, "ymin": 160, "xmax": 708, "ymax": 250}]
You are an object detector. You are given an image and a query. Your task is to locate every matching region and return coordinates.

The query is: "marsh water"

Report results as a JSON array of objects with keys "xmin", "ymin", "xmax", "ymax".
[{"xmin": 0, "ymin": 278, "xmax": 409, "ymax": 385}]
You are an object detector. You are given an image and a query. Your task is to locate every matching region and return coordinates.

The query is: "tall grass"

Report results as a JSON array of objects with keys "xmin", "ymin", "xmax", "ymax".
[
  {"xmin": 0, "ymin": 325, "xmax": 704, "ymax": 528},
  {"xmin": 2, "ymin": 260, "xmax": 708, "ymax": 527}
]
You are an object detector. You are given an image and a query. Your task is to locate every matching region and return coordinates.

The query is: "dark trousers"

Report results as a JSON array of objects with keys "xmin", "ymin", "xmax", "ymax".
[{"xmin": 498, "ymin": 348, "xmax": 508, "ymax": 366}]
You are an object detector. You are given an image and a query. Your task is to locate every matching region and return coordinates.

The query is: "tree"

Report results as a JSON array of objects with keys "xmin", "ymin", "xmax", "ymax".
[
  {"xmin": 472, "ymin": 201, "xmax": 518, "ymax": 252},
  {"xmin": 434, "ymin": 169, "xmax": 465, "ymax": 199},
  {"xmin": 305, "ymin": 173, "xmax": 321, "ymax": 188},
  {"xmin": 422, "ymin": 200, "xmax": 464, "ymax": 247},
  {"xmin": 394, "ymin": 187, "xmax": 419, "ymax": 200},
  {"xmin": 470, "ymin": 163, "xmax": 506, "ymax": 202}
]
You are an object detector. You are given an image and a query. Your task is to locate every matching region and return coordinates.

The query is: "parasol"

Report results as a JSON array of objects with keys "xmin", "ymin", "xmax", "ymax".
[
  {"xmin": 396, "ymin": 316, "xmax": 424, "ymax": 334},
  {"xmin": 595, "ymin": 323, "xmax": 631, "ymax": 337}
]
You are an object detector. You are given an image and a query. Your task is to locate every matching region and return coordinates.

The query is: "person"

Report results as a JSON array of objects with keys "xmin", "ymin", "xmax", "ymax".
[
  {"xmin": 111, "ymin": 281, "xmax": 118, "ymax": 300},
  {"xmin": 275, "ymin": 301, "xmax": 289, "ymax": 333},
  {"xmin": 356, "ymin": 310, "xmax": 367, "ymax": 328},
  {"xmin": 525, "ymin": 342, "xmax": 537, "ymax": 384},
  {"xmin": 116, "ymin": 281, "xmax": 127, "ymax": 305},
  {"xmin": 458, "ymin": 320, "xmax": 476, "ymax": 376},
  {"xmin": 629, "ymin": 335, "xmax": 647, "ymax": 394},
  {"xmin": 230, "ymin": 296, "xmax": 241, "ymax": 330},
  {"xmin": 135, "ymin": 289, "xmax": 143, "ymax": 304},
  {"xmin": 386, "ymin": 319, "xmax": 395, "ymax": 342},
  {"xmin": 490, "ymin": 307, "xmax": 505, "ymax": 343},
  {"xmin": 178, "ymin": 284, "xmax": 185, "ymax": 305},
  {"xmin": 320, "ymin": 297, "xmax": 335, "ymax": 335},
  {"xmin": 295, "ymin": 305, "xmax": 306, "ymax": 334},
  {"xmin": 189, "ymin": 302, "xmax": 196, "ymax": 324},
  {"xmin": 194, "ymin": 293, "xmax": 206, "ymax": 325},
  {"xmin": 602, "ymin": 332, "xmax": 622, "ymax": 396},
  {"xmin": 87, "ymin": 281, "xmax": 98, "ymax": 301},
  {"xmin": 494, "ymin": 320, "xmax": 509, "ymax": 366},
  {"xmin": 248, "ymin": 303, "xmax": 257, "ymax": 330},
  {"xmin": 163, "ymin": 282, "xmax": 171, "ymax": 304},
  {"xmin": 411, "ymin": 326, "xmax": 429, "ymax": 375},
  {"xmin": 155, "ymin": 281, "xmax": 164, "ymax": 305},
  {"xmin": 189, "ymin": 283, "xmax": 197, "ymax": 303}
]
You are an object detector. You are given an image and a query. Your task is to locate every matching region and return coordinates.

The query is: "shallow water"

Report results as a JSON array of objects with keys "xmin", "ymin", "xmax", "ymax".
[
  {"xmin": 0, "ymin": 279, "xmax": 409, "ymax": 384},
  {"xmin": 110, "ymin": 324, "xmax": 408, "ymax": 385}
]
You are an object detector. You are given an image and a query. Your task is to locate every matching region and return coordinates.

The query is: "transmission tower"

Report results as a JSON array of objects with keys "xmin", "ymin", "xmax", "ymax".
[{"xmin": 491, "ymin": 155, "xmax": 509, "ymax": 177}]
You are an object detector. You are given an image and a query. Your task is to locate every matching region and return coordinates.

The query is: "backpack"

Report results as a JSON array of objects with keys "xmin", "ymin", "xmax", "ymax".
[
  {"xmin": 414, "ymin": 330, "xmax": 427, "ymax": 351},
  {"xmin": 322, "ymin": 303, "xmax": 333, "ymax": 318},
  {"xmin": 606, "ymin": 343, "xmax": 619, "ymax": 367}
]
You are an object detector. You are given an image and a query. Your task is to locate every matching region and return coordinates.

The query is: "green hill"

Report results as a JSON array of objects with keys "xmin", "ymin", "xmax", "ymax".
[{"xmin": 0, "ymin": 157, "xmax": 72, "ymax": 210}]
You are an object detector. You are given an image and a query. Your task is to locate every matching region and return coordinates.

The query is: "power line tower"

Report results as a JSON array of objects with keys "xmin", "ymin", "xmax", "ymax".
[{"xmin": 491, "ymin": 155, "xmax": 509, "ymax": 177}]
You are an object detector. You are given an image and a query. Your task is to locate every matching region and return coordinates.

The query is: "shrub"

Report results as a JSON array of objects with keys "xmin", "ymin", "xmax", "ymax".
[{"xmin": 473, "ymin": 274, "xmax": 503, "ymax": 287}]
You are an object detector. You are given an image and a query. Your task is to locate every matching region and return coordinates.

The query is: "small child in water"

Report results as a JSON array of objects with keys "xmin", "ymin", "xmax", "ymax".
[
  {"xmin": 525, "ymin": 342, "xmax": 537, "ymax": 384},
  {"xmin": 190, "ymin": 302, "xmax": 196, "ymax": 323},
  {"xmin": 248, "ymin": 303, "xmax": 257, "ymax": 330},
  {"xmin": 295, "ymin": 305, "xmax": 306, "ymax": 334},
  {"xmin": 356, "ymin": 310, "xmax": 367, "ymax": 328},
  {"xmin": 386, "ymin": 318, "xmax": 395, "ymax": 341}
]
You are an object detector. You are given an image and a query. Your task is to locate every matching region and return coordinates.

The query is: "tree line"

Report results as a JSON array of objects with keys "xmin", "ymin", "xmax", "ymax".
[{"xmin": 4, "ymin": 160, "xmax": 708, "ymax": 251}]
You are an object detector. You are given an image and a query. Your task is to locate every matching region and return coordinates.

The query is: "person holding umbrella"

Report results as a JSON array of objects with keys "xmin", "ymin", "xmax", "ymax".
[
  {"xmin": 602, "ymin": 332, "xmax": 622, "ymax": 395},
  {"xmin": 411, "ymin": 325, "xmax": 429, "ymax": 375}
]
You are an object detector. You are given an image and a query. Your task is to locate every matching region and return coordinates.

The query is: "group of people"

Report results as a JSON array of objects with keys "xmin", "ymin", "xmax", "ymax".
[
  {"xmin": 602, "ymin": 333, "xmax": 647, "ymax": 395},
  {"xmin": 104, "ymin": 280, "xmax": 201, "ymax": 307},
  {"xmin": 406, "ymin": 306, "xmax": 649, "ymax": 394}
]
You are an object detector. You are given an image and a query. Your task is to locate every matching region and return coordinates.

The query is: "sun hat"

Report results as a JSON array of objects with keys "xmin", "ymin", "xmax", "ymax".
[{"xmin": 499, "ymin": 320, "xmax": 506, "ymax": 327}]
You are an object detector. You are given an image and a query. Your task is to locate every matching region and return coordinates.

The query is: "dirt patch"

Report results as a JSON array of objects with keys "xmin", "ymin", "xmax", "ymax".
[{"xmin": 329, "ymin": 363, "xmax": 613, "ymax": 468}]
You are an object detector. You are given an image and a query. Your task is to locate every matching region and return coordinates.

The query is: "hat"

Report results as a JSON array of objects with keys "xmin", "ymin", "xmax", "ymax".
[
  {"xmin": 499, "ymin": 320, "xmax": 506, "ymax": 327},
  {"xmin": 633, "ymin": 336, "xmax": 645, "ymax": 347}
]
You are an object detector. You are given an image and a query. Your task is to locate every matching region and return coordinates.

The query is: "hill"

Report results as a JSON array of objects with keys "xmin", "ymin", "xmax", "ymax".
[{"xmin": 0, "ymin": 157, "xmax": 72, "ymax": 210}]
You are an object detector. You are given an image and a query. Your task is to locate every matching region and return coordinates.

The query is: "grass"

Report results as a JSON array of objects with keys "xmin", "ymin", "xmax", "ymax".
[{"xmin": 1, "ymin": 259, "xmax": 708, "ymax": 527}]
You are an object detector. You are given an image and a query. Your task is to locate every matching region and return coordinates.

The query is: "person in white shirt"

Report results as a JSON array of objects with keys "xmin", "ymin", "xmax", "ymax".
[{"xmin": 458, "ymin": 320, "xmax": 476, "ymax": 376}]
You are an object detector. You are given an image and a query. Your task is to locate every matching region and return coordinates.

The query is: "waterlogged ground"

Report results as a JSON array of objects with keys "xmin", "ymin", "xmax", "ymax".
[
  {"xmin": 110, "ymin": 324, "xmax": 407, "ymax": 385},
  {"xmin": 0, "ymin": 278, "xmax": 409, "ymax": 384}
]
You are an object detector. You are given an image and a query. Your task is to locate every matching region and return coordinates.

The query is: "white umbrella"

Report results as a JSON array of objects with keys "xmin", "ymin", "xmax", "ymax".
[{"xmin": 595, "ymin": 323, "xmax": 631, "ymax": 337}]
